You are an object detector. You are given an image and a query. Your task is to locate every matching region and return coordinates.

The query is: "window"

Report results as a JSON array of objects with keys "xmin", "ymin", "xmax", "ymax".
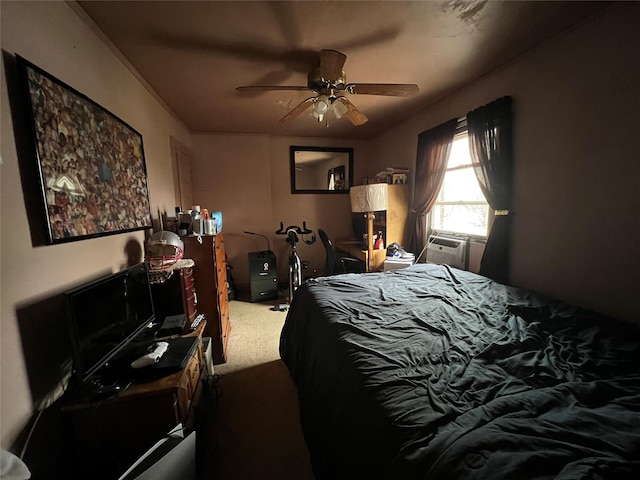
[{"xmin": 430, "ymin": 132, "xmax": 490, "ymax": 237}]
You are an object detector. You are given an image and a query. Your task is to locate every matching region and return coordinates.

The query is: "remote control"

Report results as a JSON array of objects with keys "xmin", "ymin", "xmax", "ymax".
[
  {"xmin": 131, "ymin": 341, "xmax": 168, "ymax": 369},
  {"xmin": 190, "ymin": 314, "xmax": 205, "ymax": 330}
]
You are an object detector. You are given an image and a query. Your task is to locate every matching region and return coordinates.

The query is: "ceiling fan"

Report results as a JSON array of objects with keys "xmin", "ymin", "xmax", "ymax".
[{"xmin": 236, "ymin": 49, "xmax": 419, "ymax": 126}]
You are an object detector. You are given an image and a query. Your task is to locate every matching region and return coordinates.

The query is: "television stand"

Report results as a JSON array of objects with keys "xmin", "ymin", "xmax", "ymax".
[{"xmin": 61, "ymin": 323, "xmax": 207, "ymax": 480}]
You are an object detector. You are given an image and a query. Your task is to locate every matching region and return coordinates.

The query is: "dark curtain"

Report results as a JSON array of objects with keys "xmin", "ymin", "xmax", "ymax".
[
  {"xmin": 467, "ymin": 96, "xmax": 514, "ymax": 284},
  {"xmin": 406, "ymin": 118, "xmax": 458, "ymax": 256}
]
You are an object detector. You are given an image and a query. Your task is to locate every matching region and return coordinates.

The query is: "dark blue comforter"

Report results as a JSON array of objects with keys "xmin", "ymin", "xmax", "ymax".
[{"xmin": 280, "ymin": 264, "xmax": 640, "ymax": 479}]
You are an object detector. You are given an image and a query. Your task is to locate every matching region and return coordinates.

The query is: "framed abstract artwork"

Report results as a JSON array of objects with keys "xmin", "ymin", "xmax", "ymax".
[{"xmin": 17, "ymin": 55, "xmax": 152, "ymax": 244}]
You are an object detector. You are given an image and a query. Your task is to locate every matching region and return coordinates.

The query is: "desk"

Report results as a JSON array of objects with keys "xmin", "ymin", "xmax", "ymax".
[{"xmin": 336, "ymin": 240, "xmax": 387, "ymax": 272}]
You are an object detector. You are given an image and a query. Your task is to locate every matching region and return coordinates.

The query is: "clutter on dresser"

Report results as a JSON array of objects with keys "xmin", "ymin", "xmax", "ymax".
[
  {"xmin": 370, "ymin": 167, "xmax": 410, "ymax": 185},
  {"xmin": 172, "ymin": 206, "xmax": 223, "ymax": 236}
]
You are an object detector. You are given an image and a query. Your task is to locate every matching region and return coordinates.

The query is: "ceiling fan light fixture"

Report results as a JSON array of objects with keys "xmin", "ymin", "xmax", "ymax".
[
  {"xmin": 313, "ymin": 95, "xmax": 330, "ymax": 114},
  {"xmin": 332, "ymin": 98, "xmax": 348, "ymax": 119},
  {"xmin": 310, "ymin": 109, "xmax": 325, "ymax": 122}
]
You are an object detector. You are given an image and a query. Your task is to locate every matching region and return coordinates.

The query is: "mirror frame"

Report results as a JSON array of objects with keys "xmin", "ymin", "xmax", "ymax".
[{"xmin": 290, "ymin": 146, "xmax": 354, "ymax": 194}]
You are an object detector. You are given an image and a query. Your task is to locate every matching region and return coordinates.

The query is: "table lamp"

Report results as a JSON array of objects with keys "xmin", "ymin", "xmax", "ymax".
[{"xmin": 350, "ymin": 183, "xmax": 388, "ymax": 272}]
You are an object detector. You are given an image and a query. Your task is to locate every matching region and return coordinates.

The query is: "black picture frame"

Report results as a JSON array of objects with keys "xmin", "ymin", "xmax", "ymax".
[{"xmin": 17, "ymin": 55, "xmax": 152, "ymax": 245}]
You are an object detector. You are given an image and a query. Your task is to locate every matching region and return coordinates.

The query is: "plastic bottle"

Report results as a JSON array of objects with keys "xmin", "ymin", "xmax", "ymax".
[
  {"xmin": 191, "ymin": 206, "xmax": 202, "ymax": 234},
  {"xmin": 202, "ymin": 209, "xmax": 215, "ymax": 235}
]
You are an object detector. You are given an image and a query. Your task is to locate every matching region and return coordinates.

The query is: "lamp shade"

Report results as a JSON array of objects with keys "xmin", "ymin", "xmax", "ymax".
[{"xmin": 350, "ymin": 183, "xmax": 388, "ymax": 213}]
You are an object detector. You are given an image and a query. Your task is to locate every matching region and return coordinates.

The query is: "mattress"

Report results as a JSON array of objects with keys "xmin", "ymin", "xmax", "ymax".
[{"xmin": 280, "ymin": 264, "xmax": 640, "ymax": 479}]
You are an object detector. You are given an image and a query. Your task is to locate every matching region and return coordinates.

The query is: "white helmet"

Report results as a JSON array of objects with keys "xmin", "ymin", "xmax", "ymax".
[{"xmin": 145, "ymin": 231, "xmax": 184, "ymax": 270}]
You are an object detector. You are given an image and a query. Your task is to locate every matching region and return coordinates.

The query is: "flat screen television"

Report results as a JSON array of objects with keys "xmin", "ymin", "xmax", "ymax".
[{"xmin": 65, "ymin": 262, "xmax": 156, "ymax": 394}]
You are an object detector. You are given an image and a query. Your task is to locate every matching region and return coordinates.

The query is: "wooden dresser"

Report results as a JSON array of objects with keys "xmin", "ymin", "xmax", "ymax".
[{"xmin": 183, "ymin": 233, "xmax": 230, "ymax": 364}]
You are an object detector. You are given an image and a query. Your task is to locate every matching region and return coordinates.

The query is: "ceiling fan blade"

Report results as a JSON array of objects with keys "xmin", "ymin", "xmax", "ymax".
[
  {"xmin": 320, "ymin": 49, "xmax": 347, "ymax": 81},
  {"xmin": 237, "ymin": 85, "xmax": 312, "ymax": 92},
  {"xmin": 335, "ymin": 97, "xmax": 368, "ymax": 126},
  {"xmin": 280, "ymin": 97, "xmax": 315, "ymax": 123},
  {"xmin": 345, "ymin": 83, "xmax": 419, "ymax": 96}
]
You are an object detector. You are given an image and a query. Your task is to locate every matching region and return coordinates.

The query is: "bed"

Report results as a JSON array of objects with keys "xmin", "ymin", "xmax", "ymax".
[{"xmin": 279, "ymin": 264, "xmax": 640, "ymax": 480}]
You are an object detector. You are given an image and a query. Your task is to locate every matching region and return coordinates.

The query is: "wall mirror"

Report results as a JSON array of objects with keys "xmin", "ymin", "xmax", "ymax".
[{"xmin": 290, "ymin": 146, "xmax": 353, "ymax": 194}]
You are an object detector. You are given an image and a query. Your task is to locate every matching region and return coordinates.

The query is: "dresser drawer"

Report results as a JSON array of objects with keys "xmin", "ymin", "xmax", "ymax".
[
  {"xmin": 177, "ymin": 352, "xmax": 201, "ymax": 419},
  {"xmin": 214, "ymin": 236, "xmax": 226, "ymax": 266}
]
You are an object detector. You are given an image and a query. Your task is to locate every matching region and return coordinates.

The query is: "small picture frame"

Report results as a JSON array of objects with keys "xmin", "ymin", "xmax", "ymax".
[
  {"xmin": 17, "ymin": 55, "xmax": 152, "ymax": 244},
  {"xmin": 392, "ymin": 173, "xmax": 407, "ymax": 184}
]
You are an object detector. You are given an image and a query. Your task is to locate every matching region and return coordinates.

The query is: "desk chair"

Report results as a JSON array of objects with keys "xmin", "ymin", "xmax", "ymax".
[{"xmin": 318, "ymin": 229, "xmax": 365, "ymax": 275}]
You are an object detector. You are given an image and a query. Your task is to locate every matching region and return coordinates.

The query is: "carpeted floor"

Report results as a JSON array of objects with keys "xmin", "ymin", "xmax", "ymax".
[
  {"xmin": 197, "ymin": 299, "xmax": 315, "ymax": 480},
  {"xmin": 213, "ymin": 299, "xmax": 290, "ymax": 376}
]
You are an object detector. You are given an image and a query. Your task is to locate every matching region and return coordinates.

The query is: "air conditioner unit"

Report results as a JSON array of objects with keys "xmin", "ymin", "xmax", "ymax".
[{"xmin": 425, "ymin": 235, "xmax": 469, "ymax": 270}]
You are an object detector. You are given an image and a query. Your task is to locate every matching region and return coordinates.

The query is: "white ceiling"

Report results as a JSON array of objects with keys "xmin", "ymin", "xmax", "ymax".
[{"xmin": 76, "ymin": 1, "xmax": 609, "ymax": 139}]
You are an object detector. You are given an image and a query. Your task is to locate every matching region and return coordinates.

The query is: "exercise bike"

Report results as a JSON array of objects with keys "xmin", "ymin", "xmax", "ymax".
[{"xmin": 275, "ymin": 221, "xmax": 316, "ymax": 303}]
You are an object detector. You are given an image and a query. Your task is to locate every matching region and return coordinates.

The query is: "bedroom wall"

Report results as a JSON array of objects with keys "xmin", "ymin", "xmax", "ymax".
[
  {"xmin": 371, "ymin": 3, "xmax": 640, "ymax": 323},
  {"xmin": 190, "ymin": 134, "xmax": 373, "ymax": 288},
  {"xmin": 1, "ymin": 1, "xmax": 191, "ymax": 451}
]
